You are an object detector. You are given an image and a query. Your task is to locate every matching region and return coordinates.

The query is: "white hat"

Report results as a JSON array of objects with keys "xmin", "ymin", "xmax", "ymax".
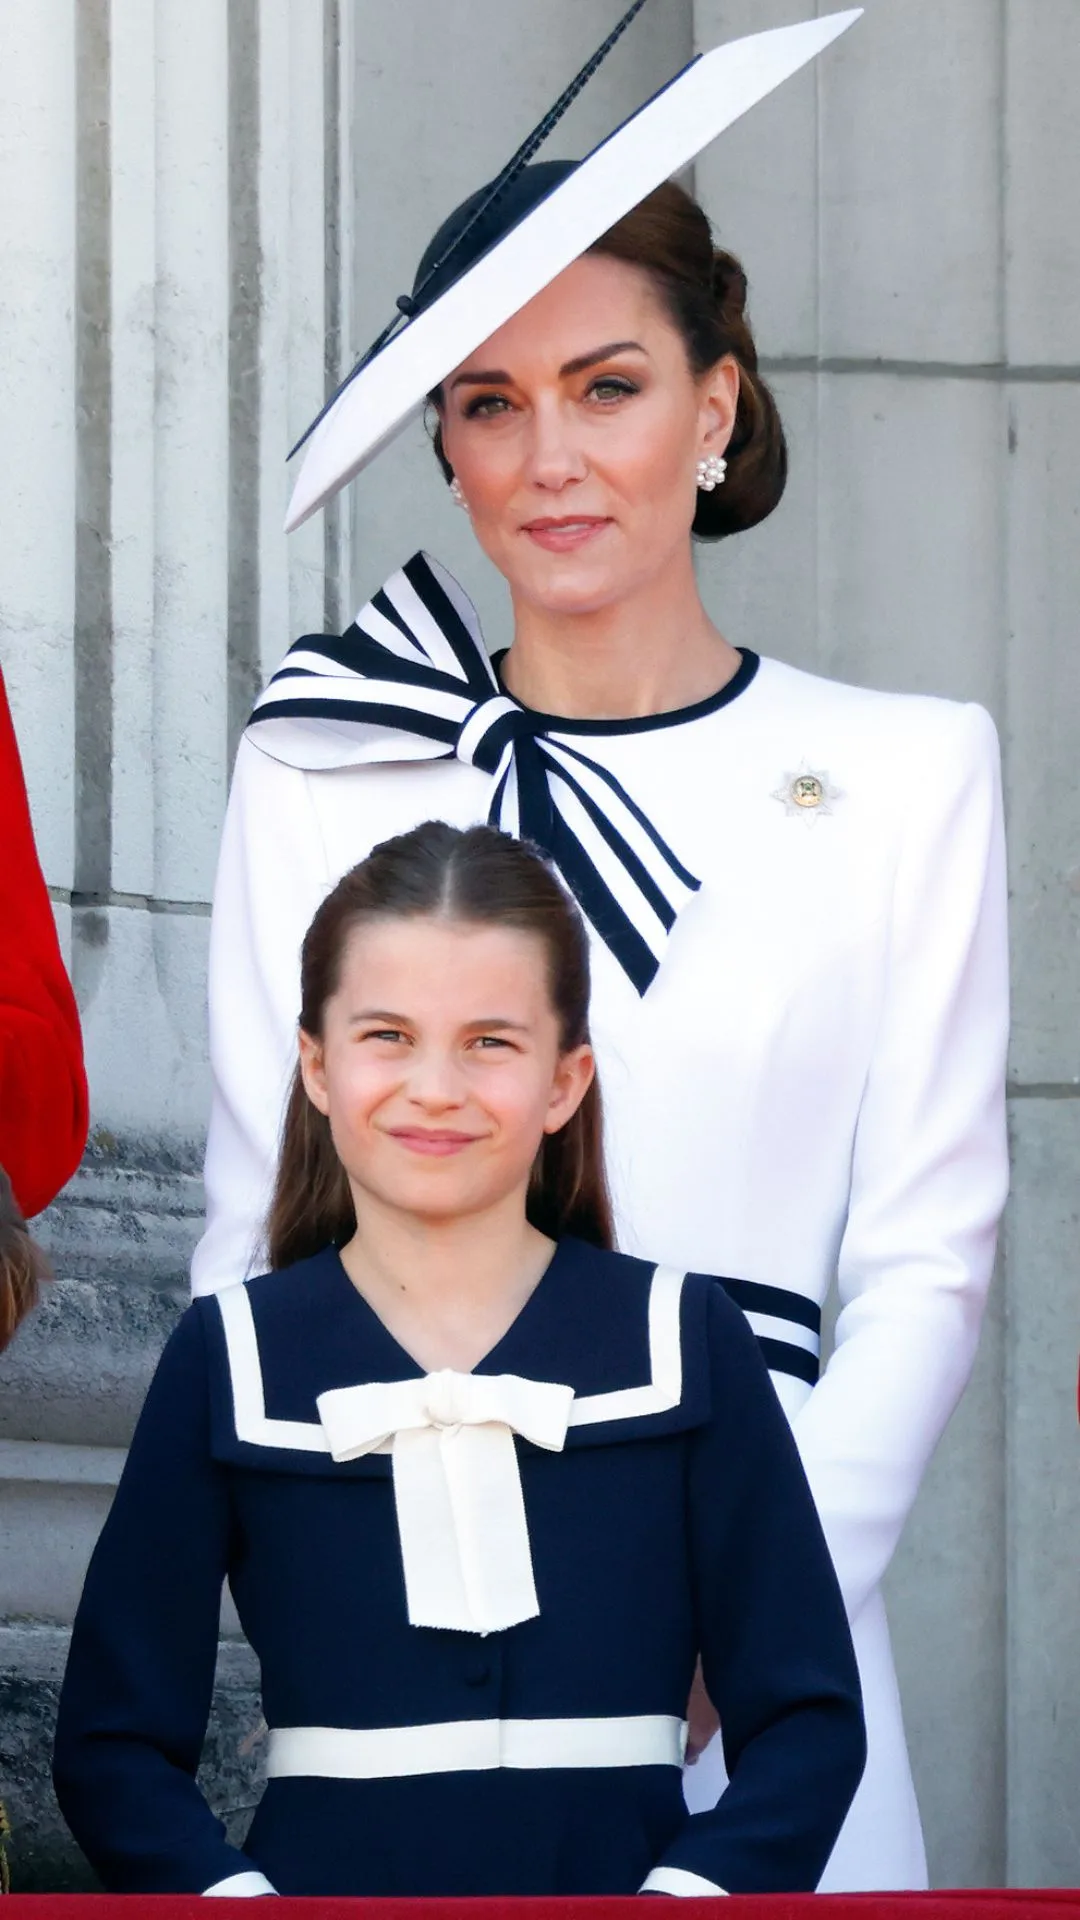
[{"xmin": 285, "ymin": 4, "xmax": 861, "ymax": 533}]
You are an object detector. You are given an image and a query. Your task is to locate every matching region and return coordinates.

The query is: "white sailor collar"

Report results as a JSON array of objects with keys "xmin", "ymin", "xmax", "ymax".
[{"xmin": 198, "ymin": 1239, "xmax": 715, "ymax": 1477}]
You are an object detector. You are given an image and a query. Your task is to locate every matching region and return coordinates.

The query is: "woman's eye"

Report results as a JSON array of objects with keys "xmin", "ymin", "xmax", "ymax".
[
  {"xmin": 362, "ymin": 1029, "xmax": 407, "ymax": 1045},
  {"xmin": 588, "ymin": 375, "xmax": 640, "ymax": 403},
  {"xmin": 470, "ymin": 1034, "xmax": 511, "ymax": 1051},
  {"xmin": 463, "ymin": 392, "xmax": 511, "ymax": 419}
]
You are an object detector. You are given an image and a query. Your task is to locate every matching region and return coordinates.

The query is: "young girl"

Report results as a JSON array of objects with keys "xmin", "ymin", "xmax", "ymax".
[{"xmin": 54, "ymin": 821, "xmax": 865, "ymax": 1898}]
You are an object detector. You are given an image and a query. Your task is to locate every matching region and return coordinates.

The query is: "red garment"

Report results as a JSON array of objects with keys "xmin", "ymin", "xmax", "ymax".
[{"xmin": 0, "ymin": 666, "xmax": 89, "ymax": 1218}]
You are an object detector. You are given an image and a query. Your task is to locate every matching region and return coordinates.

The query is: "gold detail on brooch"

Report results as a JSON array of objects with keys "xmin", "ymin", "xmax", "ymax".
[{"xmin": 772, "ymin": 765, "xmax": 843, "ymax": 821}]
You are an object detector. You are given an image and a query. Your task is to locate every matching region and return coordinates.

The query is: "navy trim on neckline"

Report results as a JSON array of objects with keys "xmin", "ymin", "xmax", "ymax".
[
  {"xmin": 322, "ymin": 1238, "xmax": 574, "ymax": 1382},
  {"xmin": 490, "ymin": 647, "xmax": 760, "ymax": 737}
]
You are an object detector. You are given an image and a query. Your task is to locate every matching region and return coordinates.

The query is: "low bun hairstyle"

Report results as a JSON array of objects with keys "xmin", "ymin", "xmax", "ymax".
[
  {"xmin": 429, "ymin": 176, "xmax": 786, "ymax": 541},
  {"xmin": 590, "ymin": 181, "xmax": 787, "ymax": 539}
]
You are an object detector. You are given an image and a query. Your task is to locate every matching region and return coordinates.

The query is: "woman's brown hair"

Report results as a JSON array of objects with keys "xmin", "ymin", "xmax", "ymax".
[
  {"xmin": 0, "ymin": 1164, "xmax": 51, "ymax": 1353},
  {"xmin": 266, "ymin": 821, "xmax": 613, "ymax": 1271},
  {"xmin": 591, "ymin": 180, "xmax": 786, "ymax": 539},
  {"xmin": 430, "ymin": 177, "xmax": 785, "ymax": 541}
]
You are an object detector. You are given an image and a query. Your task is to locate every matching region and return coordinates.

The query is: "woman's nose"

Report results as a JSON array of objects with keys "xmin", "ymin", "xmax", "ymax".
[{"xmin": 525, "ymin": 401, "xmax": 587, "ymax": 490}]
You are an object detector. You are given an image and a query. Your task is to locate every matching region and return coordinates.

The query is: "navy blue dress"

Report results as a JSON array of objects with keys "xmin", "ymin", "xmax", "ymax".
[{"xmin": 53, "ymin": 1238, "xmax": 865, "ymax": 1896}]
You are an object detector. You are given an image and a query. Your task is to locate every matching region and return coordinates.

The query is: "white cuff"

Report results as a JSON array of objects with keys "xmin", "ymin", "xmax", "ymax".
[
  {"xmin": 641, "ymin": 1865, "xmax": 727, "ymax": 1896},
  {"xmin": 202, "ymin": 1870, "xmax": 278, "ymax": 1896}
]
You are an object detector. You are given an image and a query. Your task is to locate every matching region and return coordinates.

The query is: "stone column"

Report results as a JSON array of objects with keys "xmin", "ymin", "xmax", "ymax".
[
  {"xmin": 0, "ymin": 0, "xmax": 353, "ymax": 1886},
  {"xmin": 1000, "ymin": 0, "xmax": 1080, "ymax": 1888},
  {"xmin": 691, "ymin": 0, "xmax": 1079, "ymax": 1887}
]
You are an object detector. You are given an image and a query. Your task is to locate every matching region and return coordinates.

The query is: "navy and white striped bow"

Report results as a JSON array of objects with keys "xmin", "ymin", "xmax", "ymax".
[{"xmin": 246, "ymin": 552, "xmax": 700, "ymax": 994}]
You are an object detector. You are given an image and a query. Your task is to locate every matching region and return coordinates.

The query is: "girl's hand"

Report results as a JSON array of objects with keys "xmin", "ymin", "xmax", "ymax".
[{"xmin": 685, "ymin": 1658, "xmax": 720, "ymax": 1764}]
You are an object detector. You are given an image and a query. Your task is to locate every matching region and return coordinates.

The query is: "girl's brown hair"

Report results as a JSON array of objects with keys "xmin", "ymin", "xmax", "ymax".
[
  {"xmin": 0, "ymin": 1164, "xmax": 52, "ymax": 1353},
  {"xmin": 431, "ymin": 177, "xmax": 786, "ymax": 541},
  {"xmin": 266, "ymin": 821, "xmax": 613, "ymax": 1271}
]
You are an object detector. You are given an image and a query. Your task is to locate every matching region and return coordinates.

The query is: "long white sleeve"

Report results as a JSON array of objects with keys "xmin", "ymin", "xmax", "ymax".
[
  {"xmin": 191, "ymin": 738, "xmax": 332, "ymax": 1296},
  {"xmin": 792, "ymin": 700, "xmax": 1009, "ymax": 1623}
]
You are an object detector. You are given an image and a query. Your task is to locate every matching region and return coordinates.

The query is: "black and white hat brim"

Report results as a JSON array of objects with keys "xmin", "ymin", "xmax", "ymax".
[{"xmin": 285, "ymin": 10, "xmax": 861, "ymax": 533}]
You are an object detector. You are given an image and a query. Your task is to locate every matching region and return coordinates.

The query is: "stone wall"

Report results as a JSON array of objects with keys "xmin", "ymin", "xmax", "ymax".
[{"xmin": 1, "ymin": 0, "xmax": 1078, "ymax": 1892}]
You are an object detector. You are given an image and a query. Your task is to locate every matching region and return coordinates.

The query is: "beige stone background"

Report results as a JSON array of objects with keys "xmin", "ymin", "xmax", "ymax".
[{"xmin": 0, "ymin": 0, "xmax": 1077, "ymax": 1889}]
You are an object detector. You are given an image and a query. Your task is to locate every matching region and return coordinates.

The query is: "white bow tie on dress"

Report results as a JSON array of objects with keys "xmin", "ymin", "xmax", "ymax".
[{"xmin": 316, "ymin": 1369, "xmax": 575, "ymax": 1636}]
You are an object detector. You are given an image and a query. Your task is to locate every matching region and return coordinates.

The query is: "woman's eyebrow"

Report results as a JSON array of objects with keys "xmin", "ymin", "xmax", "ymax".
[
  {"xmin": 560, "ymin": 340, "xmax": 648, "ymax": 377},
  {"xmin": 449, "ymin": 341, "xmax": 648, "ymax": 390}
]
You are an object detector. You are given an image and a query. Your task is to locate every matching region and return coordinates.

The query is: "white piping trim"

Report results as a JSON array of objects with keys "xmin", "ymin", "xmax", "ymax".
[
  {"xmin": 217, "ymin": 1264, "xmax": 686, "ymax": 1452},
  {"xmin": 217, "ymin": 1285, "xmax": 329, "ymax": 1453},
  {"xmin": 641, "ymin": 1866, "xmax": 727, "ymax": 1897},
  {"xmin": 267, "ymin": 1715, "xmax": 687, "ymax": 1781},
  {"xmin": 570, "ymin": 1266, "xmax": 685, "ymax": 1426},
  {"xmin": 743, "ymin": 1309, "xmax": 819, "ymax": 1357},
  {"xmin": 202, "ymin": 1869, "xmax": 278, "ymax": 1896}
]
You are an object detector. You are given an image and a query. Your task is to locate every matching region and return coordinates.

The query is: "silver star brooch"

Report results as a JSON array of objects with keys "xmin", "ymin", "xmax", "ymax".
[{"xmin": 771, "ymin": 764, "xmax": 844, "ymax": 821}]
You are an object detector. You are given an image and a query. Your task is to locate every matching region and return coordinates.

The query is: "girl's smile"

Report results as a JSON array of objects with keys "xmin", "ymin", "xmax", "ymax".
[{"xmin": 385, "ymin": 1126, "xmax": 485, "ymax": 1156}]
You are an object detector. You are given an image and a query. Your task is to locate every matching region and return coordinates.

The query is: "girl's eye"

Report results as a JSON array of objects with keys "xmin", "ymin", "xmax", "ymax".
[
  {"xmin": 469, "ymin": 1034, "xmax": 511, "ymax": 1051},
  {"xmin": 362, "ymin": 1029, "xmax": 408, "ymax": 1045},
  {"xmin": 463, "ymin": 392, "xmax": 512, "ymax": 419}
]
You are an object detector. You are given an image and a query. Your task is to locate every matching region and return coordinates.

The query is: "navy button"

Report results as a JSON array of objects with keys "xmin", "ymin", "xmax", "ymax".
[{"xmin": 464, "ymin": 1656, "xmax": 491, "ymax": 1687}]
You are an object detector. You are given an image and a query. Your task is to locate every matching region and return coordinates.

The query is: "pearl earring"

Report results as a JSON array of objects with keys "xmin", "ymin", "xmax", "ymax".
[
  {"xmin": 696, "ymin": 454, "xmax": 727, "ymax": 492},
  {"xmin": 449, "ymin": 476, "xmax": 468, "ymax": 510}
]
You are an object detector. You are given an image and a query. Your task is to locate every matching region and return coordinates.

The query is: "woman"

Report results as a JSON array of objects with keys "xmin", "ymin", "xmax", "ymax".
[
  {"xmin": 192, "ymin": 13, "xmax": 1008, "ymax": 1892},
  {"xmin": 55, "ymin": 824, "xmax": 865, "ymax": 1897}
]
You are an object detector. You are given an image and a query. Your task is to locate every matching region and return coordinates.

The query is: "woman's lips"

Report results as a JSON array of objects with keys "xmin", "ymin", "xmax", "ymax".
[
  {"xmin": 521, "ymin": 516, "xmax": 611, "ymax": 553},
  {"xmin": 387, "ymin": 1128, "xmax": 481, "ymax": 1158}
]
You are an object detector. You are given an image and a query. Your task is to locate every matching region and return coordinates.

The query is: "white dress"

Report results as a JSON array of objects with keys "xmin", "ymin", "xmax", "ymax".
[{"xmin": 191, "ymin": 558, "xmax": 1010, "ymax": 1891}]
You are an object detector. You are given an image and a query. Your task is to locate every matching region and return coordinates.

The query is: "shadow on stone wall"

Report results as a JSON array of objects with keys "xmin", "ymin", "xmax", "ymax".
[
  {"xmin": 0, "ymin": 1135, "xmax": 267, "ymax": 1892},
  {"xmin": 0, "ymin": 1631, "xmax": 265, "ymax": 1892}
]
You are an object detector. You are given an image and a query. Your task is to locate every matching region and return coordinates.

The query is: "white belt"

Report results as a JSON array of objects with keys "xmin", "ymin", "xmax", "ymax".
[{"xmin": 267, "ymin": 1714, "xmax": 688, "ymax": 1780}]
